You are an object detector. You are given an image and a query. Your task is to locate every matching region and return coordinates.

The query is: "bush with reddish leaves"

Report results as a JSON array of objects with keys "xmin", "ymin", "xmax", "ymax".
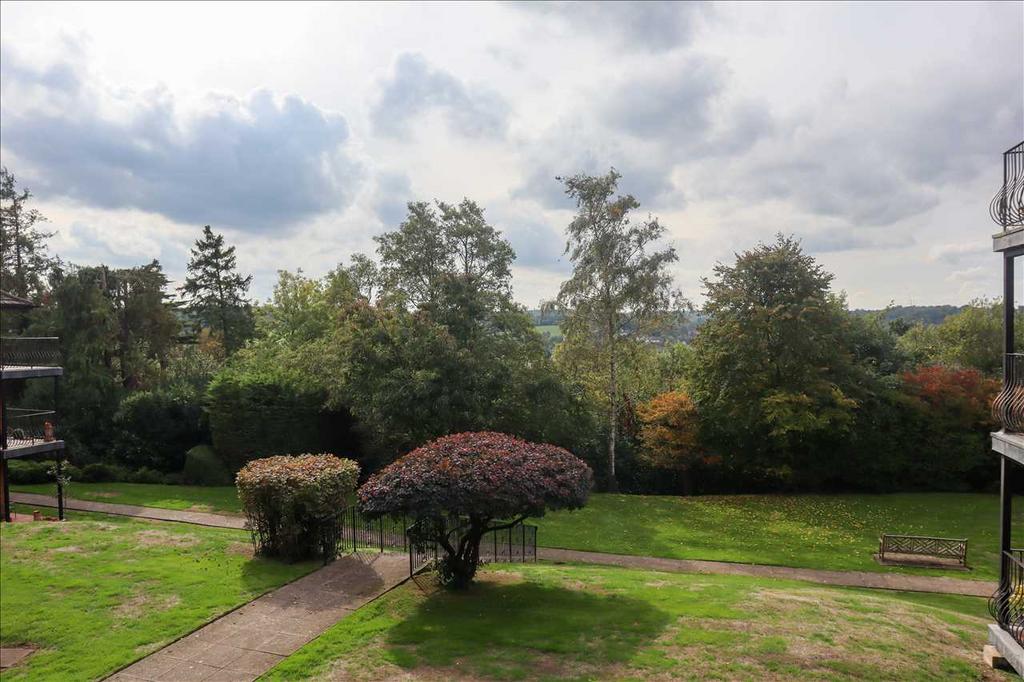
[
  {"xmin": 358, "ymin": 431, "xmax": 592, "ymax": 588},
  {"xmin": 237, "ymin": 454, "xmax": 359, "ymax": 561}
]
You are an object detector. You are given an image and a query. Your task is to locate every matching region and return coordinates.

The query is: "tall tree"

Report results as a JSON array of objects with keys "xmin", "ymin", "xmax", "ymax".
[
  {"xmin": 375, "ymin": 199, "xmax": 515, "ymax": 339},
  {"xmin": 689, "ymin": 235, "xmax": 864, "ymax": 486},
  {"xmin": 180, "ymin": 225, "xmax": 254, "ymax": 353},
  {"xmin": 345, "ymin": 253, "xmax": 380, "ymax": 302},
  {"xmin": 100, "ymin": 261, "xmax": 180, "ymax": 388},
  {"xmin": 0, "ymin": 167, "xmax": 55, "ymax": 298},
  {"xmin": 551, "ymin": 169, "xmax": 680, "ymax": 491}
]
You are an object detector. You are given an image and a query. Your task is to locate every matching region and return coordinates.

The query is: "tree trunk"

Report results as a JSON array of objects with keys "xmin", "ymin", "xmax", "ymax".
[
  {"xmin": 606, "ymin": 320, "xmax": 619, "ymax": 493},
  {"xmin": 680, "ymin": 467, "xmax": 694, "ymax": 496}
]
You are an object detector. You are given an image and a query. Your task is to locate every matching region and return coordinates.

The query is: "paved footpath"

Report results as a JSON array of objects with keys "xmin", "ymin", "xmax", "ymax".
[
  {"xmin": 109, "ymin": 552, "xmax": 408, "ymax": 681},
  {"xmin": 14, "ymin": 492, "xmax": 996, "ymax": 597}
]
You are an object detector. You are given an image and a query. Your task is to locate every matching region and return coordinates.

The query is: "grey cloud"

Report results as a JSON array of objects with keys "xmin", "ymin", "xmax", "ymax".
[
  {"xmin": 798, "ymin": 229, "xmax": 915, "ymax": 254},
  {"xmin": 2, "ymin": 55, "xmax": 359, "ymax": 232},
  {"xmin": 372, "ymin": 171, "xmax": 413, "ymax": 227},
  {"xmin": 371, "ymin": 53, "xmax": 510, "ymax": 140},
  {"xmin": 513, "ymin": 134, "xmax": 681, "ymax": 211},
  {"xmin": 515, "ymin": 1, "xmax": 711, "ymax": 53},
  {"xmin": 601, "ymin": 55, "xmax": 774, "ymax": 158},
  {"xmin": 699, "ymin": 63, "xmax": 1022, "ymax": 228},
  {"xmin": 604, "ymin": 57, "xmax": 726, "ymax": 142}
]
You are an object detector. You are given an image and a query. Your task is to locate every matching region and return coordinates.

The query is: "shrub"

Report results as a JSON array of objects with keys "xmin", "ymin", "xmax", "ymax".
[
  {"xmin": 183, "ymin": 445, "xmax": 232, "ymax": 486},
  {"xmin": 237, "ymin": 454, "xmax": 359, "ymax": 561},
  {"xmin": 207, "ymin": 373, "xmax": 328, "ymax": 470},
  {"xmin": 359, "ymin": 432, "xmax": 592, "ymax": 589},
  {"xmin": 79, "ymin": 462, "xmax": 129, "ymax": 483},
  {"xmin": 113, "ymin": 389, "xmax": 206, "ymax": 472},
  {"xmin": 127, "ymin": 467, "xmax": 168, "ymax": 484},
  {"xmin": 7, "ymin": 459, "xmax": 52, "ymax": 484}
]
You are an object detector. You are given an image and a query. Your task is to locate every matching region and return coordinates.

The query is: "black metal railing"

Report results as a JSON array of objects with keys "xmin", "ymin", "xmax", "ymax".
[
  {"xmin": 991, "ymin": 141, "xmax": 1024, "ymax": 230},
  {"xmin": 407, "ymin": 519, "xmax": 537, "ymax": 577},
  {"xmin": 993, "ymin": 353, "xmax": 1024, "ymax": 432},
  {"xmin": 3, "ymin": 408, "xmax": 59, "ymax": 449},
  {"xmin": 0, "ymin": 337, "xmax": 61, "ymax": 367},
  {"xmin": 990, "ymin": 549, "xmax": 1024, "ymax": 646}
]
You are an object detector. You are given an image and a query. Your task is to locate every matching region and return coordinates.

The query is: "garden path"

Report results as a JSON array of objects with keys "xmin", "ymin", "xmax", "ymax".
[
  {"xmin": 107, "ymin": 552, "xmax": 408, "ymax": 681},
  {"xmin": 12, "ymin": 491, "xmax": 996, "ymax": 598}
]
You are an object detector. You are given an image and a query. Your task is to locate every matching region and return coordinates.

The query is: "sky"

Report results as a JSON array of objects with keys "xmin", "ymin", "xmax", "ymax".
[{"xmin": 1, "ymin": 1, "xmax": 1022, "ymax": 308}]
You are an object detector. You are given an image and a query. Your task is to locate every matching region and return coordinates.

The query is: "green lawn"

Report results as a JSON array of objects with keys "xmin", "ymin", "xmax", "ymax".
[
  {"xmin": 0, "ymin": 508, "xmax": 315, "ymax": 680},
  {"xmin": 12, "ymin": 485, "xmax": 1014, "ymax": 579},
  {"xmin": 12, "ymin": 482, "xmax": 242, "ymax": 515},
  {"xmin": 264, "ymin": 563, "xmax": 999, "ymax": 681},
  {"xmin": 534, "ymin": 323, "xmax": 563, "ymax": 339},
  {"xmin": 536, "ymin": 492, "xmax": 1018, "ymax": 581}
]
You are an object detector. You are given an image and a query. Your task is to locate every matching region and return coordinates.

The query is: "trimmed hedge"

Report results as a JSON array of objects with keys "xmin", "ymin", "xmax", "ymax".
[
  {"xmin": 8, "ymin": 460, "xmax": 80, "ymax": 484},
  {"xmin": 183, "ymin": 445, "xmax": 232, "ymax": 486},
  {"xmin": 113, "ymin": 389, "xmax": 206, "ymax": 472},
  {"xmin": 237, "ymin": 454, "xmax": 359, "ymax": 561},
  {"xmin": 207, "ymin": 373, "xmax": 328, "ymax": 470}
]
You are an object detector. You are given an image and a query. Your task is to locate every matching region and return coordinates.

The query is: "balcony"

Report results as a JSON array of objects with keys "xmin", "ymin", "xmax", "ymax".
[
  {"xmin": 991, "ymin": 141, "xmax": 1024, "ymax": 252},
  {"xmin": 2, "ymin": 407, "xmax": 64, "ymax": 457},
  {"xmin": 0, "ymin": 337, "xmax": 62, "ymax": 379}
]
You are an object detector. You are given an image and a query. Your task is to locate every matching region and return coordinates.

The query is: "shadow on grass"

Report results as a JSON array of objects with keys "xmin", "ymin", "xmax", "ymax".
[{"xmin": 384, "ymin": 581, "xmax": 673, "ymax": 679}]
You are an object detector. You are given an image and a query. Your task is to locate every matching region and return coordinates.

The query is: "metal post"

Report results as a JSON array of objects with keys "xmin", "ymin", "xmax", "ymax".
[
  {"xmin": 1000, "ymin": 457, "xmax": 1014, "ymax": 622},
  {"xmin": 1006, "ymin": 254, "xmax": 1015, "ymax": 363},
  {"xmin": 1, "ymin": 375, "xmax": 8, "ymax": 523},
  {"xmin": 56, "ymin": 459, "xmax": 65, "ymax": 521}
]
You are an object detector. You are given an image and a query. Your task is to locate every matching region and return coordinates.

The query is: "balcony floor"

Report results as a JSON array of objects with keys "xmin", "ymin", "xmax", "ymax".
[
  {"xmin": 994, "ymin": 226, "xmax": 1024, "ymax": 254},
  {"xmin": 0, "ymin": 366, "xmax": 62, "ymax": 380},
  {"xmin": 993, "ymin": 431, "xmax": 1024, "ymax": 466},
  {"xmin": 2, "ymin": 439, "xmax": 65, "ymax": 459}
]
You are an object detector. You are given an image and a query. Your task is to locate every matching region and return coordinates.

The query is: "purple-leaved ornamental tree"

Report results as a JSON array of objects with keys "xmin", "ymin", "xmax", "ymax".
[{"xmin": 358, "ymin": 431, "xmax": 592, "ymax": 588}]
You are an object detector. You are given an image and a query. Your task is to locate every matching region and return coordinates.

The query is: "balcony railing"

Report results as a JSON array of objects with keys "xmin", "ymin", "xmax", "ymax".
[
  {"xmin": 993, "ymin": 353, "xmax": 1024, "ymax": 433},
  {"xmin": 990, "ymin": 141, "xmax": 1024, "ymax": 230},
  {"xmin": 3, "ymin": 408, "xmax": 59, "ymax": 450},
  {"xmin": 990, "ymin": 549, "xmax": 1024, "ymax": 646},
  {"xmin": 0, "ymin": 337, "xmax": 61, "ymax": 367}
]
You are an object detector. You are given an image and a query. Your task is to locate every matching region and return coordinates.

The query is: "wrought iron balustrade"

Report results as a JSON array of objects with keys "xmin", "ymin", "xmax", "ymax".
[
  {"xmin": 0, "ymin": 336, "xmax": 61, "ymax": 367},
  {"xmin": 993, "ymin": 353, "xmax": 1024, "ymax": 432},
  {"xmin": 991, "ymin": 141, "xmax": 1024, "ymax": 230},
  {"xmin": 990, "ymin": 549, "xmax": 1024, "ymax": 647},
  {"xmin": 3, "ymin": 407, "xmax": 59, "ymax": 450}
]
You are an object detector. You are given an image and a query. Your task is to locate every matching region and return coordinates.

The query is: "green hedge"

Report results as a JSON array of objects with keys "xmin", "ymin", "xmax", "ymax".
[
  {"xmin": 207, "ymin": 373, "xmax": 329, "ymax": 471},
  {"xmin": 183, "ymin": 445, "xmax": 232, "ymax": 486}
]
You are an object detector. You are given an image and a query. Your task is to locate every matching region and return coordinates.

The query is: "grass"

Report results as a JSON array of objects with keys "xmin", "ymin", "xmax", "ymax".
[
  {"xmin": 263, "ymin": 563, "xmax": 1001, "ymax": 681},
  {"xmin": 12, "ymin": 484, "xmax": 1015, "ymax": 579},
  {"xmin": 0, "ymin": 507, "xmax": 315, "ymax": 680},
  {"xmin": 12, "ymin": 482, "xmax": 242, "ymax": 514},
  {"xmin": 535, "ymin": 492, "xmax": 1020, "ymax": 581},
  {"xmin": 534, "ymin": 323, "xmax": 563, "ymax": 339}
]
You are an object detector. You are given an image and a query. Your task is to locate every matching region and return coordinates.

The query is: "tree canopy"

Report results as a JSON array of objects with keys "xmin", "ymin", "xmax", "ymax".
[
  {"xmin": 181, "ymin": 225, "xmax": 254, "ymax": 352},
  {"xmin": 358, "ymin": 431, "xmax": 592, "ymax": 587},
  {"xmin": 552, "ymin": 168, "xmax": 680, "ymax": 491}
]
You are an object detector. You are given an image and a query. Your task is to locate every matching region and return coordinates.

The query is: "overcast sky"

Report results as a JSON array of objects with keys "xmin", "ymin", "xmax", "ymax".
[{"xmin": 1, "ymin": 1, "xmax": 1021, "ymax": 308}]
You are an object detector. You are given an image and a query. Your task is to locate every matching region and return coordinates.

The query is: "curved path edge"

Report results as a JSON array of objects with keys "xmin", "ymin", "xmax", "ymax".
[{"xmin": 13, "ymin": 492, "xmax": 996, "ymax": 598}]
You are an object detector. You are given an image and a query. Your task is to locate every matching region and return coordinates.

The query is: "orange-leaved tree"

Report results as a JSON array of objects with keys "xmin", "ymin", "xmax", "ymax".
[{"xmin": 636, "ymin": 390, "xmax": 709, "ymax": 495}]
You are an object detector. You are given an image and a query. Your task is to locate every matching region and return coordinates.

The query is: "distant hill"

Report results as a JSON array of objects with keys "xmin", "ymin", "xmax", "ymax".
[
  {"xmin": 529, "ymin": 305, "xmax": 964, "ymax": 350},
  {"xmin": 850, "ymin": 305, "xmax": 965, "ymax": 326}
]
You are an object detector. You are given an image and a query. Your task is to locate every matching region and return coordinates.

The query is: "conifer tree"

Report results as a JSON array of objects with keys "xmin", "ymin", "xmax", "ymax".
[{"xmin": 180, "ymin": 225, "xmax": 253, "ymax": 353}]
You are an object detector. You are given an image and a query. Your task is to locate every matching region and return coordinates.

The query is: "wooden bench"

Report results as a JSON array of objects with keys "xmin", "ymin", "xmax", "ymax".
[{"xmin": 878, "ymin": 534, "xmax": 968, "ymax": 568}]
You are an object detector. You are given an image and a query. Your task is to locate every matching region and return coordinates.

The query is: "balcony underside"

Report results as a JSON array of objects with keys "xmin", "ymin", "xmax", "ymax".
[
  {"xmin": 0, "ymin": 366, "xmax": 63, "ymax": 380},
  {"xmin": 2, "ymin": 439, "xmax": 65, "ymax": 459},
  {"xmin": 989, "ymin": 624, "xmax": 1024, "ymax": 676},
  {"xmin": 993, "ymin": 431, "xmax": 1024, "ymax": 466},
  {"xmin": 994, "ymin": 227, "xmax": 1024, "ymax": 254}
]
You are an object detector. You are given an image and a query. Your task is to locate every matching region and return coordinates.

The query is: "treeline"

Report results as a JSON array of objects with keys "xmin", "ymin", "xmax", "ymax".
[{"xmin": 0, "ymin": 167, "xmax": 1011, "ymax": 494}]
